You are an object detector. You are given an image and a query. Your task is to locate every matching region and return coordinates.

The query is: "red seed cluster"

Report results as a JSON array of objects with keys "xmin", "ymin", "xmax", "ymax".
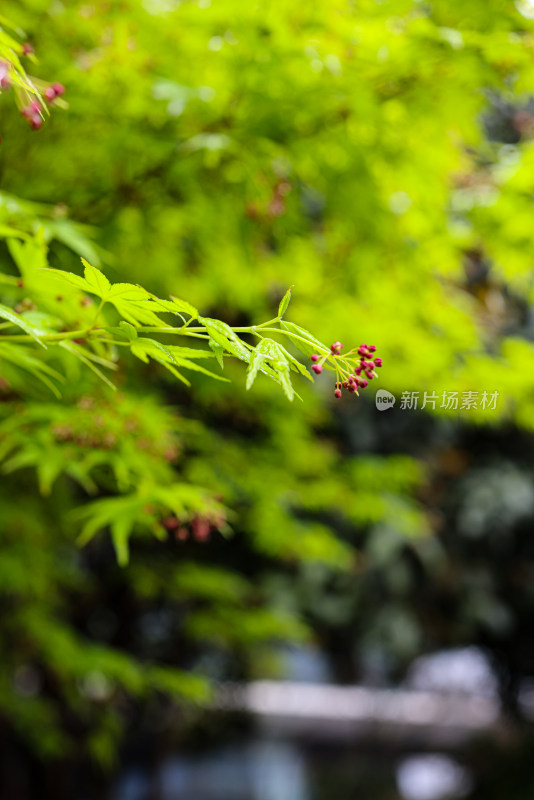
[
  {"xmin": 309, "ymin": 341, "xmax": 382, "ymax": 399},
  {"xmin": 1, "ymin": 39, "xmax": 66, "ymax": 127},
  {"xmin": 44, "ymin": 82, "xmax": 65, "ymax": 103},
  {"xmin": 163, "ymin": 512, "xmax": 225, "ymax": 543},
  {"xmin": 21, "ymin": 100, "xmax": 43, "ymax": 130},
  {"xmin": 15, "ymin": 41, "xmax": 66, "ymax": 129},
  {"xmin": 20, "ymin": 83, "xmax": 65, "ymax": 129}
]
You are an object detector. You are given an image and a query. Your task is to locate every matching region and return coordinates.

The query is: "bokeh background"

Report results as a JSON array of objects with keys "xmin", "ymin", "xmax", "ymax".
[{"xmin": 2, "ymin": 0, "xmax": 534, "ymax": 797}]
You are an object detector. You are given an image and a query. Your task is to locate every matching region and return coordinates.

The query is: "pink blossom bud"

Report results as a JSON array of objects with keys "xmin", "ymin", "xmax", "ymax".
[
  {"xmin": 373, "ymin": 357, "xmax": 382, "ymax": 367},
  {"xmin": 334, "ymin": 389, "xmax": 342, "ymax": 399},
  {"xmin": 312, "ymin": 364, "xmax": 323, "ymax": 374},
  {"xmin": 0, "ymin": 62, "xmax": 10, "ymax": 90},
  {"xmin": 51, "ymin": 82, "xmax": 65, "ymax": 96},
  {"xmin": 192, "ymin": 518, "xmax": 211, "ymax": 542},
  {"xmin": 44, "ymin": 86, "xmax": 57, "ymax": 102},
  {"xmin": 359, "ymin": 378, "xmax": 368, "ymax": 388},
  {"xmin": 367, "ymin": 344, "xmax": 377, "ymax": 352},
  {"xmin": 311, "ymin": 354, "xmax": 319, "ymax": 362}
]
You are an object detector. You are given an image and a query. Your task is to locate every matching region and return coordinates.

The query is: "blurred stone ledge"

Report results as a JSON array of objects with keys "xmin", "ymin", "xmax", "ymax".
[{"xmin": 213, "ymin": 681, "xmax": 504, "ymax": 747}]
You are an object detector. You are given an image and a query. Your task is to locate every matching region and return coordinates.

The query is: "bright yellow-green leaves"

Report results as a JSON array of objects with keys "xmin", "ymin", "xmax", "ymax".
[{"xmin": 4, "ymin": 246, "xmax": 343, "ymax": 402}]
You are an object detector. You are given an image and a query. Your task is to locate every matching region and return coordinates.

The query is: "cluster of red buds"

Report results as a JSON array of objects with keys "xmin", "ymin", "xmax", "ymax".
[
  {"xmin": 14, "ymin": 297, "xmax": 36, "ymax": 314},
  {"xmin": 20, "ymin": 82, "xmax": 65, "ymax": 130},
  {"xmin": 310, "ymin": 341, "xmax": 382, "ymax": 399},
  {"xmin": 20, "ymin": 100, "xmax": 43, "ymax": 129},
  {"xmin": 1, "ymin": 42, "xmax": 66, "ymax": 128},
  {"xmin": 163, "ymin": 513, "xmax": 224, "ymax": 543},
  {"xmin": 44, "ymin": 81, "xmax": 65, "ymax": 103}
]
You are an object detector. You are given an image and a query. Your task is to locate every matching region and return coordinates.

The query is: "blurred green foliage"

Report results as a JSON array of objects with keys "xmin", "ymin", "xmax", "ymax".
[{"xmin": 1, "ymin": 0, "xmax": 534, "ymax": 774}]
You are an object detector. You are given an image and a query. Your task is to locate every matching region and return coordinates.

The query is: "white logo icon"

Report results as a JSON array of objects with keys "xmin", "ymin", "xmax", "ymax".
[{"xmin": 375, "ymin": 389, "xmax": 396, "ymax": 410}]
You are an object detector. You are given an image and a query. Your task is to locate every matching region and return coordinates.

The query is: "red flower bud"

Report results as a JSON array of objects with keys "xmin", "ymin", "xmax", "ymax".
[
  {"xmin": 311, "ymin": 354, "xmax": 319, "ymax": 362},
  {"xmin": 192, "ymin": 517, "xmax": 211, "ymax": 542},
  {"xmin": 334, "ymin": 388, "xmax": 342, "ymax": 398},
  {"xmin": 0, "ymin": 63, "xmax": 10, "ymax": 90},
  {"xmin": 312, "ymin": 364, "xmax": 323, "ymax": 374}
]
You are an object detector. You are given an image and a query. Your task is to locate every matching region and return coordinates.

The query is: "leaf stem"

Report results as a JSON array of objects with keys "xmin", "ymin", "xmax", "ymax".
[
  {"xmin": 257, "ymin": 327, "xmax": 330, "ymax": 351},
  {"xmin": 139, "ymin": 327, "xmax": 211, "ymax": 339},
  {"xmin": 91, "ymin": 298, "xmax": 106, "ymax": 327},
  {"xmin": 0, "ymin": 328, "xmax": 91, "ymax": 343}
]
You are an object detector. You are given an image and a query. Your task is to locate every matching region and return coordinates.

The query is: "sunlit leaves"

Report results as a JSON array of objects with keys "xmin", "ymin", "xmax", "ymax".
[
  {"xmin": 75, "ymin": 482, "xmax": 223, "ymax": 565},
  {"xmin": 0, "ymin": 342, "xmax": 63, "ymax": 395},
  {"xmin": 278, "ymin": 285, "xmax": 293, "ymax": 319},
  {"xmin": 280, "ymin": 321, "xmax": 329, "ymax": 359},
  {"xmin": 82, "ymin": 259, "xmax": 111, "ymax": 296},
  {"xmin": 2, "ymin": 251, "xmax": 321, "ymax": 401},
  {"xmin": 0, "ymin": 303, "xmax": 46, "ymax": 346},
  {"xmin": 130, "ymin": 337, "xmax": 230, "ymax": 385},
  {"xmin": 199, "ymin": 316, "xmax": 251, "ymax": 362},
  {"xmin": 246, "ymin": 334, "xmax": 313, "ymax": 399},
  {"xmin": 246, "ymin": 349, "xmax": 264, "ymax": 390},
  {"xmin": 247, "ymin": 338, "xmax": 295, "ymax": 400}
]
